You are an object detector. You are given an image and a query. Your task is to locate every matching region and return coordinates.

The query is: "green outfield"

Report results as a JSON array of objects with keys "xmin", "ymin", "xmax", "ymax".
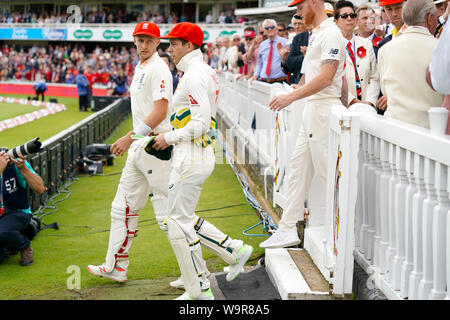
[
  {"xmin": 0, "ymin": 99, "xmax": 46, "ymax": 121},
  {"xmin": 0, "ymin": 94, "xmax": 266, "ymax": 300},
  {"xmin": 0, "ymin": 94, "xmax": 91, "ymax": 148}
]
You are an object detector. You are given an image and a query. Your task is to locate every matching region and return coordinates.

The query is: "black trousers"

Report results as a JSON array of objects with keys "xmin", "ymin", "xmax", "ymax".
[
  {"xmin": 0, "ymin": 210, "xmax": 31, "ymax": 263},
  {"xmin": 79, "ymin": 95, "xmax": 89, "ymax": 111}
]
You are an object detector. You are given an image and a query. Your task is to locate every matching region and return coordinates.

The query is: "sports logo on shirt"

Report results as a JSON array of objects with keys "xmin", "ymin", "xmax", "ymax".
[
  {"xmin": 328, "ymin": 48, "xmax": 339, "ymax": 59},
  {"xmin": 160, "ymin": 79, "xmax": 166, "ymax": 93},
  {"xmin": 188, "ymin": 94, "xmax": 199, "ymax": 106}
]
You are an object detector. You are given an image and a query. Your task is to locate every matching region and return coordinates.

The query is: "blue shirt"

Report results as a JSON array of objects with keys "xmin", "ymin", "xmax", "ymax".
[
  {"xmin": 76, "ymin": 74, "xmax": 89, "ymax": 96},
  {"xmin": 1, "ymin": 161, "xmax": 35, "ymax": 214},
  {"xmin": 255, "ymin": 36, "xmax": 289, "ymax": 79}
]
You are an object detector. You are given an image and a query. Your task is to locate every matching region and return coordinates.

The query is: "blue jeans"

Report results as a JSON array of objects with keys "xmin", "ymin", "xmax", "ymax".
[{"xmin": 0, "ymin": 210, "xmax": 31, "ymax": 263}]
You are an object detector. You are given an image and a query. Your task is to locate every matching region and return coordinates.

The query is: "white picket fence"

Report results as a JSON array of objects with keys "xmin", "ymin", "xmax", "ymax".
[{"xmin": 217, "ymin": 72, "xmax": 450, "ymax": 299}]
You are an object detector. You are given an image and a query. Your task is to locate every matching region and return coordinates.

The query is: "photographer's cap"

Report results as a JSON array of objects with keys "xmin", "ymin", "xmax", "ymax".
[
  {"xmin": 133, "ymin": 21, "xmax": 160, "ymax": 38},
  {"xmin": 161, "ymin": 22, "xmax": 204, "ymax": 47}
]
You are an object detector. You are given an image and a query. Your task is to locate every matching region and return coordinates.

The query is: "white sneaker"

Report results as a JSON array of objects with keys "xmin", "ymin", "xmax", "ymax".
[
  {"xmin": 259, "ymin": 230, "xmax": 300, "ymax": 249},
  {"xmin": 169, "ymin": 277, "xmax": 185, "ymax": 290},
  {"xmin": 226, "ymin": 244, "xmax": 253, "ymax": 281},
  {"xmin": 86, "ymin": 264, "xmax": 127, "ymax": 282},
  {"xmin": 175, "ymin": 288, "xmax": 214, "ymax": 300}
]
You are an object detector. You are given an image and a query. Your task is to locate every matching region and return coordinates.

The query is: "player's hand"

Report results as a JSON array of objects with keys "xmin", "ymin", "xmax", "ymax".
[
  {"xmin": 0, "ymin": 151, "xmax": 10, "ymax": 173},
  {"xmin": 111, "ymin": 134, "xmax": 133, "ymax": 156},
  {"xmin": 377, "ymin": 96, "xmax": 388, "ymax": 111},
  {"xmin": 269, "ymin": 93, "xmax": 293, "ymax": 111},
  {"xmin": 153, "ymin": 133, "xmax": 169, "ymax": 151}
]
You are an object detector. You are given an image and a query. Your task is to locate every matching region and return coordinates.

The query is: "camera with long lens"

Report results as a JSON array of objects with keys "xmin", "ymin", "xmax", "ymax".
[{"xmin": 3, "ymin": 137, "xmax": 43, "ymax": 159}]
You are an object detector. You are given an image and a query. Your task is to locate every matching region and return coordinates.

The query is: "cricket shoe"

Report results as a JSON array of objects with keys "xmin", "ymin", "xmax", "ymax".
[
  {"xmin": 259, "ymin": 229, "xmax": 300, "ymax": 249},
  {"xmin": 87, "ymin": 264, "xmax": 127, "ymax": 282},
  {"xmin": 175, "ymin": 288, "xmax": 214, "ymax": 300},
  {"xmin": 226, "ymin": 244, "xmax": 253, "ymax": 281},
  {"xmin": 169, "ymin": 277, "xmax": 185, "ymax": 290}
]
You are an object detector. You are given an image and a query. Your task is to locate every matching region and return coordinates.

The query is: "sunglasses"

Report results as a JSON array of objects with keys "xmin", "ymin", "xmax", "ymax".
[
  {"xmin": 244, "ymin": 37, "xmax": 253, "ymax": 41},
  {"xmin": 264, "ymin": 25, "xmax": 276, "ymax": 30},
  {"xmin": 294, "ymin": 14, "xmax": 302, "ymax": 20},
  {"xmin": 278, "ymin": 29, "xmax": 285, "ymax": 32},
  {"xmin": 339, "ymin": 13, "xmax": 357, "ymax": 19},
  {"xmin": 233, "ymin": 38, "xmax": 240, "ymax": 41}
]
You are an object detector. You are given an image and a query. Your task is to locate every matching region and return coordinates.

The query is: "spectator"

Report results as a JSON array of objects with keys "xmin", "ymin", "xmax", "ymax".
[
  {"xmin": 218, "ymin": 12, "xmax": 226, "ymax": 24},
  {"xmin": 219, "ymin": 37, "xmax": 230, "ymax": 72},
  {"xmin": 227, "ymin": 34, "xmax": 242, "ymax": 73},
  {"xmin": 285, "ymin": 14, "xmax": 311, "ymax": 84},
  {"xmin": 334, "ymin": 0, "xmax": 379, "ymax": 107},
  {"xmin": 434, "ymin": 0, "xmax": 449, "ymax": 37},
  {"xmin": 240, "ymin": 28, "xmax": 263, "ymax": 80},
  {"xmin": 251, "ymin": 19, "xmax": 289, "ymax": 84},
  {"xmin": 356, "ymin": 5, "xmax": 383, "ymax": 49},
  {"xmin": 375, "ymin": 0, "xmax": 407, "ymax": 58},
  {"xmin": 376, "ymin": 0, "xmax": 406, "ymax": 113},
  {"xmin": 33, "ymin": 80, "xmax": 47, "ymax": 101},
  {"xmin": 378, "ymin": 0, "xmax": 443, "ymax": 129},
  {"xmin": 325, "ymin": 1, "xmax": 335, "ymax": 17},
  {"xmin": 277, "ymin": 22, "xmax": 288, "ymax": 38},
  {"xmin": 0, "ymin": 148, "xmax": 45, "ymax": 266},
  {"xmin": 237, "ymin": 28, "xmax": 256, "ymax": 78},
  {"xmin": 205, "ymin": 11, "xmax": 214, "ymax": 24},
  {"xmin": 111, "ymin": 69, "xmax": 127, "ymax": 96},
  {"xmin": 379, "ymin": 6, "xmax": 395, "ymax": 37},
  {"xmin": 76, "ymin": 69, "xmax": 90, "ymax": 111}
]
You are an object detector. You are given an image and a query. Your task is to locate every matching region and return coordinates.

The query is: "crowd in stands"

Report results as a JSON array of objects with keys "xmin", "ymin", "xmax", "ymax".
[
  {"xmin": 0, "ymin": 9, "xmax": 243, "ymax": 24},
  {"xmin": 0, "ymin": 43, "xmax": 140, "ymax": 96},
  {"xmin": 204, "ymin": 0, "xmax": 449, "ymax": 133}
]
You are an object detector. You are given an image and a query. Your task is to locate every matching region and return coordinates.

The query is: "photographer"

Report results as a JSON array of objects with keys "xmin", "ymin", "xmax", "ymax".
[{"xmin": 0, "ymin": 148, "xmax": 44, "ymax": 266}]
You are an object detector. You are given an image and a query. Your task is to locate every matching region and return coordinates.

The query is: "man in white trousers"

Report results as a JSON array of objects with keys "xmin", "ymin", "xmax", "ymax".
[
  {"xmin": 86, "ymin": 21, "xmax": 174, "ymax": 281},
  {"xmin": 87, "ymin": 22, "xmax": 253, "ymax": 288},
  {"xmin": 154, "ymin": 22, "xmax": 253, "ymax": 300},
  {"xmin": 260, "ymin": 0, "xmax": 346, "ymax": 249}
]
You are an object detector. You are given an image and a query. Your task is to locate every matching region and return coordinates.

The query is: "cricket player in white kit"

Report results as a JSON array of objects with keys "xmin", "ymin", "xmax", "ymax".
[
  {"xmin": 154, "ymin": 22, "xmax": 253, "ymax": 300},
  {"xmin": 87, "ymin": 22, "xmax": 252, "ymax": 291},
  {"xmin": 260, "ymin": 0, "xmax": 346, "ymax": 249},
  {"xmin": 86, "ymin": 21, "xmax": 174, "ymax": 281}
]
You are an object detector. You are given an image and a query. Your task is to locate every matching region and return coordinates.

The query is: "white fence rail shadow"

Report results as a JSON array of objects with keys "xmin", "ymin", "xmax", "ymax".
[{"xmin": 217, "ymin": 72, "xmax": 450, "ymax": 299}]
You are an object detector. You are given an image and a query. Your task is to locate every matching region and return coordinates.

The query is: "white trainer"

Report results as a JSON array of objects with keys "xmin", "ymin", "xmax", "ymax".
[
  {"xmin": 175, "ymin": 288, "xmax": 214, "ymax": 300},
  {"xmin": 226, "ymin": 244, "xmax": 253, "ymax": 281},
  {"xmin": 86, "ymin": 264, "xmax": 127, "ymax": 282},
  {"xmin": 169, "ymin": 277, "xmax": 185, "ymax": 290},
  {"xmin": 259, "ymin": 230, "xmax": 300, "ymax": 249}
]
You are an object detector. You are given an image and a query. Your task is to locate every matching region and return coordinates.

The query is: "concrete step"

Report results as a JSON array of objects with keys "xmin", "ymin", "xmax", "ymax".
[{"xmin": 265, "ymin": 248, "xmax": 345, "ymax": 300}]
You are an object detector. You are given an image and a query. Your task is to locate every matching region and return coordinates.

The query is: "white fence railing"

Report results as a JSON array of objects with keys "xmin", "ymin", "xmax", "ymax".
[{"xmin": 217, "ymin": 72, "xmax": 450, "ymax": 299}]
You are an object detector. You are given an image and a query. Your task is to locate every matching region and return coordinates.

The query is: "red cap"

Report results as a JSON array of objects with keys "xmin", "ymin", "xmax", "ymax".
[
  {"xmin": 133, "ymin": 21, "xmax": 160, "ymax": 38},
  {"xmin": 288, "ymin": 0, "xmax": 305, "ymax": 7},
  {"xmin": 160, "ymin": 22, "xmax": 204, "ymax": 46},
  {"xmin": 244, "ymin": 30, "xmax": 256, "ymax": 38},
  {"xmin": 378, "ymin": 0, "xmax": 404, "ymax": 6}
]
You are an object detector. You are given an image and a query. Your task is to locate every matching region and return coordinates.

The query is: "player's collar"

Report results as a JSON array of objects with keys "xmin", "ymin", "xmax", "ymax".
[{"xmin": 176, "ymin": 49, "xmax": 203, "ymax": 72}]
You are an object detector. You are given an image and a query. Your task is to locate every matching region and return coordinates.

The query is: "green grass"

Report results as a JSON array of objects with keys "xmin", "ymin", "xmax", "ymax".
[
  {"xmin": 0, "ymin": 93, "xmax": 91, "ymax": 149},
  {"xmin": 0, "ymin": 100, "xmax": 46, "ymax": 121},
  {"xmin": 0, "ymin": 104, "xmax": 267, "ymax": 300}
]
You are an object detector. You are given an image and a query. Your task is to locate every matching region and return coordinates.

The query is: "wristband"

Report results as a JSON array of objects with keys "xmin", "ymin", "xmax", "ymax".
[{"xmin": 134, "ymin": 123, "xmax": 152, "ymax": 136}]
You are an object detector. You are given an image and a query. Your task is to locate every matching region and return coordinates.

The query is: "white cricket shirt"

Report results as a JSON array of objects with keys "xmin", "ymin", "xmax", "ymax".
[
  {"xmin": 303, "ymin": 18, "xmax": 346, "ymax": 101},
  {"xmin": 129, "ymin": 51, "xmax": 173, "ymax": 133}
]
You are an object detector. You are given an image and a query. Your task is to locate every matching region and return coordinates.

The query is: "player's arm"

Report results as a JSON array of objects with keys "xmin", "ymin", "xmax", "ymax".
[{"xmin": 269, "ymin": 59, "xmax": 339, "ymax": 111}]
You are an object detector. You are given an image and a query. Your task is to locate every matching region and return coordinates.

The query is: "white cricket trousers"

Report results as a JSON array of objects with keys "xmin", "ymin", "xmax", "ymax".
[
  {"xmin": 278, "ymin": 98, "xmax": 342, "ymax": 231},
  {"xmin": 105, "ymin": 140, "xmax": 171, "ymax": 272},
  {"xmin": 167, "ymin": 141, "xmax": 216, "ymax": 286}
]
